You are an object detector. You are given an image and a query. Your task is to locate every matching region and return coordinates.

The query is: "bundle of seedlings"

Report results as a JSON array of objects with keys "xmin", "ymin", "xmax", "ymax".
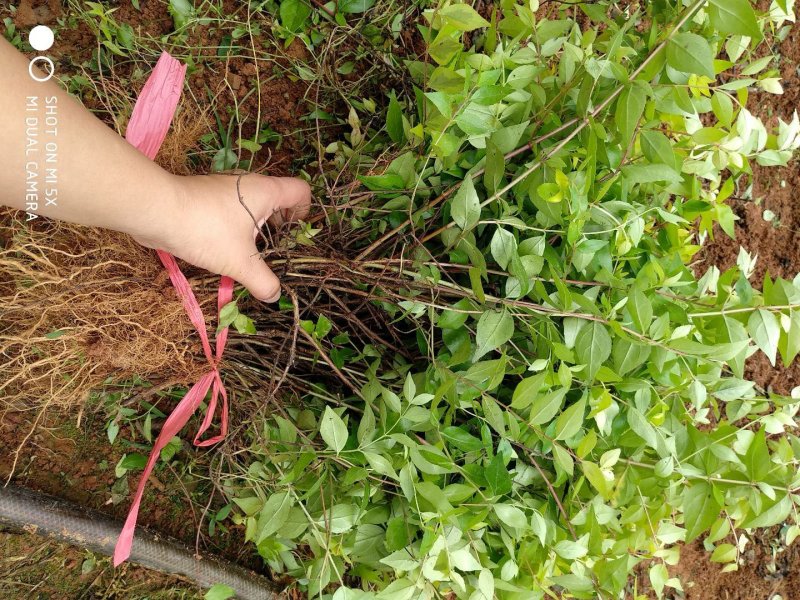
[{"xmin": 190, "ymin": 1, "xmax": 800, "ymax": 598}]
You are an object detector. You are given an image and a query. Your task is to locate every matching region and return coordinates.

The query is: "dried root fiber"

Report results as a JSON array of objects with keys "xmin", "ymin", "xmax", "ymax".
[{"xmin": 0, "ymin": 209, "xmax": 207, "ymax": 411}]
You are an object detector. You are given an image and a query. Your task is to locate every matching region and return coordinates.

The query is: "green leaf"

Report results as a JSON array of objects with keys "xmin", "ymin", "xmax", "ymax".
[
  {"xmin": 430, "ymin": 36, "xmax": 464, "ymax": 65},
  {"xmin": 169, "ymin": 0, "xmax": 195, "ymax": 28},
  {"xmin": 490, "ymin": 228, "xmax": 517, "ymax": 270},
  {"xmin": 119, "ymin": 453, "xmax": 147, "ymax": 470},
  {"xmin": 439, "ymin": 299, "xmax": 472, "ymax": 330},
  {"xmin": 483, "ymin": 139, "xmax": 504, "ymax": 195},
  {"xmin": 320, "ymin": 406, "xmax": 348, "ymax": 453},
  {"xmin": 748, "ymin": 309, "xmax": 780, "ymax": 366},
  {"xmin": 337, "ymin": 61, "xmax": 355, "ymax": 75},
  {"xmin": 233, "ymin": 313, "xmax": 256, "ymax": 335},
  {"xmin": 649, "ymin": 564, "xmax": 669, "ymax": 597},
  {"xmin": 708, "ymin": 0, "xmax": 761, "ymax": 39},
  {"xmin": 622, "ymin": 164, "xmax": 682, "ymax": 184},
  {"xmin": 553, "ymin": 443, "xmax": 574, "ymax": 477},
  {"xmin": 465, "ymin": 358, "xmax": 507, "ymax": 392},
  {"xmin": 494, "ymin": 504, "xmax": 527, "ymax": 529},
  {"xmin": 205, "ymin": 584, "xmax": 236, "ymax": 600},
  {"xmin": 357, "ymin": 403, "xmax": 375, "ymax": 444},
  {"xmin": 442, "ymin": 426, "xmax": 483, "ymax": 452},
  {"xmin": 364, "ymin": 452, "xmax": 398, "ymax": 479},
  {"xmin": 743, "ymin": 428, "xmax": 770, "ymax": 481},
  {"xmin": 438, "ymin": 4, "xmax": 490, "ymax": 31},
  {"xmin": 376, "ymin": 578, "xmax": 418, "ymax": 599},
  {"xmin": 324, "ymin": 504, "xmax": 360, "ymax": 533},
  {"xmin": 742, "ymin": 494, "xmax": 791, "ymax": 528},
  {"xmin": 528, "ymin": 388, "xmax": 567, "ymax": 426},
  {"xmin": 711, "ymin": 92, "xmax": 734, "ymax": 127},
  {"xmin": 451, "ymin": 177, "xmax": 481, "ymax": 231},
  {"xmin": 710, "ymin": 543, "xmax": 737, "ymax": 564},
  {"xmin": 779, "ymin": 310, "xmax": 800, "ymax": 365},
  {"xmin": 386, "ymin": 93, "xmax": 405, "ymax": 143},
  {"xmin": 628, "ymin": 289, "xmax": 653, "ymax": 333},
  {"xmin": 615, "ymin": 85, "xmax": 646, "ymax": 149},
  {"xmin": 238, "ymin": 138, "xmax": 262, "ymax": 153},
  {"xmin": 583, "ymin": 461, "xmax": 611, "ymax": 499},
  {"xmin": 482, "ymin": 396, "xmax": 505, "ymax": 435},
  {"xmin": 429, "ymin": 66, "xmax": 465, "ymax": 93},
  {"xmin": 315, "ymin": 314, "xmax": 333, "ymax": 338},
  {"xmin": 256, "ymin": 492, "xmax": 292, "ymax": 542},
  {"xmin": 473, "ymin": 309, "xmax": 514, "ymax": 361},
  {"xmin": 613, "ymin": 339, "xmax": 651, "ymax": 376},
  {"xmin": 641, "ymin": 130, "xmax": 679, "ymax": 171},
  {"xmin": 338, "ymin": 0, "xmax": 376, "ymax": 14},
  {"xmin": 554, "ymin": 538, "xmax": 588, "ymax": 560},
  {"xmin": 233, "ymin": 496, "xmax": 262, "ymax": 517},
  {"xmin": 218, "ymin": 301, "xmax": 239, "ymax": 330},
  {"xmin": 627, "ymin": 408, "xmax": 660, "ymax": 452},
  {"xmin": 666, "ymin": 33, "xmax": 715, "ymax": 79},
  {"xmin": 159, "ymin": 436, "xmax": 182, "ymax": 462},
  {"xmin": 273, "ymin": 507, "xmax": 307, "ymax": 540},
  {"xmin": 683, "ymin": 482, "xmax": 722, "ymax": 542},
  {"xmin": 553, "ymin": 397, "xmax": 586, "ymax": 440},
  {"xmin": 107, "ymin": 421, "xmax": 119, "ymax": 445},
  {"xmin": 280, "ymin": 0, "xmax": 311, "ymax": 32},
  {"xmin": 510, "ymin": 372, "xmax": 546, "ymax": 409},
  {"xmin": 360, "ymin": 173, "xmax": 406, "ymax": 191},
  {"xmin": 385, "ymin": 517, "xmax": 410, "ymax": 552},
  {"xmin": 574, "ymin": 322, "xmax": 611, "ymax": 380},
  {"xmin": 212, "ymin": 147, "xmax": 238, "ymax": 172},
  {"xmin": 485, "ymin": 453, "xmax": 512, "ymax": 496}
]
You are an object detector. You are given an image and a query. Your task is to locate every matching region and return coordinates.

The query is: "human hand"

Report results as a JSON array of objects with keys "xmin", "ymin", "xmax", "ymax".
[{"xmin": 134, "ymin": 173, "xmax": 311, "ymax": 302}]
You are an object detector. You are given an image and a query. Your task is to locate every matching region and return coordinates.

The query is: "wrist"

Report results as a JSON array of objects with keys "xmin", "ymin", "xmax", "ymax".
[{"xmin": 127, "ymin": 173, "xmax": 188, "ymax": 253}]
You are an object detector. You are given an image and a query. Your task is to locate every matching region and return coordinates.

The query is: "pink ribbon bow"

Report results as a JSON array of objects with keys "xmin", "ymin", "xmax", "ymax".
[{"xmin": 114, "ymin": 52, "xmax": 234, "ymax": 566}]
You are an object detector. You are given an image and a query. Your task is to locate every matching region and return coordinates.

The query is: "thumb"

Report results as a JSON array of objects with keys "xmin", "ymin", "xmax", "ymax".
[
  {"xmin": 244, "ymin": 175, "xmax": 312, "ymax": 227},
  {"xmin": 228, "ymin": 246, "xmax": 282, "ymax": 303}
]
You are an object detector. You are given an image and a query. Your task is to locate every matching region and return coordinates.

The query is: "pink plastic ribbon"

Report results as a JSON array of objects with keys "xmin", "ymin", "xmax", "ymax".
[{"xmin": 114, "ymin": 52, "xmax": 234, "ymax": 566}]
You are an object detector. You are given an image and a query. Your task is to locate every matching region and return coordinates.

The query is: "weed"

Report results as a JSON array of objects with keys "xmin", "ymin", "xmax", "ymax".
[{"xmin": 206, "ymin": 1, "xmax": 800, "ymax": 598}]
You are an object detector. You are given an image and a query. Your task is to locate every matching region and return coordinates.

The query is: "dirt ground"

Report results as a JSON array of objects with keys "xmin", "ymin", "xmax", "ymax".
[
  {"xmin": 0, "ymin": 528, "xmax": 202, "ymax": 599},
  {"xmin": 631, "ymin": 527, "xmax": 799, "ymax": 600},
  {"xmin": 642, "ymin": 3, "xmax": 800, "ymax": 598},
  {"xmin": 3, "ymin": 0, "xmax": 800, "ymax": 599},
  {"xmin": 0, "ymin": 404, "xmax": 261, "ymax": 567},
  {"xmin": 695, "ymin": 16, "xmax": 800, "ymax": 399}
]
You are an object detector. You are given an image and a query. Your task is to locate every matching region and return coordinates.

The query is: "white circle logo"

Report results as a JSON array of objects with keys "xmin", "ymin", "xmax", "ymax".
[
  {"xmin": 29, "ymin": 25, "xmax": 54, "ymax": 51},
  {"xmin": 28, "ymin": 56, "xmax": 55, "ymax": 82}
]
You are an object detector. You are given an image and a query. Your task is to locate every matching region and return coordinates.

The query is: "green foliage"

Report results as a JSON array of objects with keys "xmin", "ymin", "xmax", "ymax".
[
  {"xmin": 84, "ymin": 2, "xmax": 137, "ymax": 56},
  {"xmin": 3, "ymin": 17, "xmax": 22, "ymax": 48},
  {"xmin": 204, "ymin": 584, "xmax": 236, "ymax": 600},
  {"xmin": 169, "ymin": 0, "xmax": 197, "ymax": 30},
  {"xmin": 224, "ymin": 1, "xmax": 800, "ymax": 598},
  {"xmin": 280, "ymin": 0, "xmax": 312, "ymax": 33},
  {"xmin": 218, "ymin": 300, "xmax": 257, "ymax": 335}
]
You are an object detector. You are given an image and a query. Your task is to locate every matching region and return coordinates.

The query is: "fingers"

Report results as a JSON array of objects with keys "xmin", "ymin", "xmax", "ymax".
[
  {"xmin": 228, "ymin": 245, "xmax": 281, "ymax": 303},
  {"xmin": 235, "ymin": 174, "xmax": 311, "ymax": 228},
  {"xmin": 222, "ymin": 173, "xmax": 311, "ymax": 302},
  {"xmin": 264, "ymin": 177, "xmax": 312, "ymax": 226}
]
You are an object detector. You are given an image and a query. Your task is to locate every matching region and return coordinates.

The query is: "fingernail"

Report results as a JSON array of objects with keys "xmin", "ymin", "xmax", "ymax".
[{"xmin": 267, "ymin": 291, "xmax": 281, "ymax": 303}]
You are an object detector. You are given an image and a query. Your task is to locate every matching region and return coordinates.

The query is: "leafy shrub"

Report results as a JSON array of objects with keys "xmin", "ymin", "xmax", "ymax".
[{"xmin": 223, "ymin": 1, "xmax": 800, "ymax": 598}]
